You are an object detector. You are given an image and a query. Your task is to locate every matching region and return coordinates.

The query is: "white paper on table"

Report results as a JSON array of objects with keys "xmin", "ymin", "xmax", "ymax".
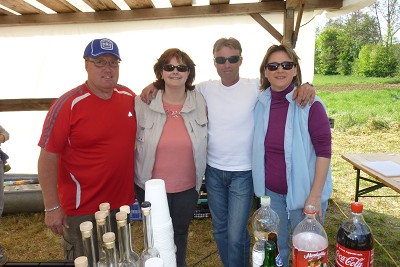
[{"xmin": 362, "ymin": 161, "xmax": 400, "ymax": 177}]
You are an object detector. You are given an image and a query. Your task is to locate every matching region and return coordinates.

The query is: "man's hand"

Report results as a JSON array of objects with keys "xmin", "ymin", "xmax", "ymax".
[
  {"xmin": 292, "ymin": 82, "xmax": 315, "ymax": 108},
  {"xmin": 140, "ymin": 83, "xmax": 158, "ymax": 104},
  {"xmin": 45, "ymin": 207, "xmax": 68, "ymax": 235}
]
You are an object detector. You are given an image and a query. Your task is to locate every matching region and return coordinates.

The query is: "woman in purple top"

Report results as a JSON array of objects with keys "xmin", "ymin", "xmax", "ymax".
[{"xmin": 252, "ymin": 44, "xmax": 332, "ymax": 266}]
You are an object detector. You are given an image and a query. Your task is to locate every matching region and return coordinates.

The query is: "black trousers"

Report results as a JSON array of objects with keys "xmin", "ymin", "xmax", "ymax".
[{"xmin": 135, "ymin": 184, "xmax": 199, "ymax": 267}]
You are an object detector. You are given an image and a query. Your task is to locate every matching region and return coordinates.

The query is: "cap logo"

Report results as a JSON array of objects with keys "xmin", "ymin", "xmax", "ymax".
[{"xmin": 100, "ymin": 39, "xmax": 114, "ymax": 51}]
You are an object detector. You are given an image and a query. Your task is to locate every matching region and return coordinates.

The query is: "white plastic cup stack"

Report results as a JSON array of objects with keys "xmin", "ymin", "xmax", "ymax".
[
  {"xmin": 144, "ymin": 257, "xmax": 164, "ymax": 267},
  {"xmin": 145, "ymin": 179, "xmax": 176, "ymax": 267},
  {"xmin": 145, "ymin": 179, "xmax": 171, "ymax": 226}
]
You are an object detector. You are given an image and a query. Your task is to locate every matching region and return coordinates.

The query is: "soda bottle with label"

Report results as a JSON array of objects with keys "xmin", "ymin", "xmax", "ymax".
[
  {"xmin": 251, "ymin": 196, "xmax": 282, "ymax": 267},
  {"xmin": 335, "ymin": 202, "xmax": 374, "ymax": 267},
  {"xmin": 292, "ymin": 205, "xmax": 328, "ymax": 267}
]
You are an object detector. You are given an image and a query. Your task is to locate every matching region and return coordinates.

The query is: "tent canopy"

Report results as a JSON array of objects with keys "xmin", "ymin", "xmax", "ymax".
[{"xmin": 0, "ymin": 0, "xmax": 374, "ymax": 173}]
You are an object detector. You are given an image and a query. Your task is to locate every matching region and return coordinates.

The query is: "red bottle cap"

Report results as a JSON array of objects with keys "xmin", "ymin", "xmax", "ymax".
[
  {"xmin": 304, "ymin": 205, "xmax": 316, "ymax": 215},
  {"xmin": 351, "ymin": 202, "xmax": 363, "ymax": 213}
]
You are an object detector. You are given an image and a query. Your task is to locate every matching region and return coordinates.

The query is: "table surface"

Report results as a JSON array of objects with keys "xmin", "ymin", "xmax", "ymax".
[{"xmin": 341, "ymin": 153, "xmax": 400, "ymax": 194}]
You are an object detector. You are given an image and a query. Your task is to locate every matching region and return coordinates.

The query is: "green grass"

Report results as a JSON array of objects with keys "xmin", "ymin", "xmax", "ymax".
[
  {"xmin": 319, "ymin": 89, "xmax": 400, "ymax": 131},
  {"xmin": 313, "ymin": 74, "xmax": 400, "ymax": 86}
]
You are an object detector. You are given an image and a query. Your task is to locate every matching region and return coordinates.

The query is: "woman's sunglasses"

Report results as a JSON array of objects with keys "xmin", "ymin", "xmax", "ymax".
[
  {"xmin": 162, "ymin": 64, "xmax": 189, "ymax": 72},
  {"xmin": 266, "ymin": 61, "xmax": 296, "ymax": 71}
]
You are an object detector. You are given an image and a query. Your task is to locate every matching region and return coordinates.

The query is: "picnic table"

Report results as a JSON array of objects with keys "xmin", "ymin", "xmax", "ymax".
[{"xmin": 341, "ymin": 153, "xmax": 400, "ymax": 202}]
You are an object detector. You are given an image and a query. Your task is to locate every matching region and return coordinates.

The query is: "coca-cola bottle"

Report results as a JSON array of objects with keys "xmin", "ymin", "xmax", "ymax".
[
  {"xmin": 292, "ymin": 205, "xmax": 328, "ymax": 267},
  {"xmin": 251, "ymin": 196, "xmax": 282, "ymax": 267},
  {"xmin": 335, "ymin": 202, "xmax": 374, "ymax": 267}
]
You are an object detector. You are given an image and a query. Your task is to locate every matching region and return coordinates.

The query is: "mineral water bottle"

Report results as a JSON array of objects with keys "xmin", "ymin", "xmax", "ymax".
[
  {"xmin": 251, "ymin": 196, "xmax": 282, "ymax": 267},
  {"xmin": 292, "ymin": 205, "xmax": 328, "ymax": 267},
  {"xmin": 79, "ymin": 221, "xmax": 97, "ymax": 267},
  {"xmin": 335, "ymin": 202, "xmax": 374, "ymax": 267}
]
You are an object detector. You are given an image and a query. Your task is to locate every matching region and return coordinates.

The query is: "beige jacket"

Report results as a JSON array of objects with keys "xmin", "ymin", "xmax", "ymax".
[
  {"xmin": 0, "ymin": 125, "xmax": 9, "ymax": 143},
  {"xmin": 134, "ymin": 90, "xmax": 208, "ymax": 192}
]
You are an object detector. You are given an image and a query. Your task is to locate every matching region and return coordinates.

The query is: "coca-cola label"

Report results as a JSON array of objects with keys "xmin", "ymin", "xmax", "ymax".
[
  {"xmin": 335, "ymin": 243, "xmax": 374, "ymax": 267},
  {"xmin": 292, "ymin": 247, "xmax": 328, "ymax": 267}
]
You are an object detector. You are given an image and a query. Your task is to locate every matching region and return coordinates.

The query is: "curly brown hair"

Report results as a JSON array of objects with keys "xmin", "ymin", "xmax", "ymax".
[{"xmin": 153, "ymin": 48, "xmax": 196, "ymax": 91}]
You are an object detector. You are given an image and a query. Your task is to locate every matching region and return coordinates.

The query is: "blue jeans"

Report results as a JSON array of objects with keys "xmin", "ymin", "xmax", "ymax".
[
  {"xmin": 264, "ymin": 188, "xmax": 328, "ymax": 267},
  {"xmin": 205, "ymin": 165, "xmax": 254, "ymax": 267}
]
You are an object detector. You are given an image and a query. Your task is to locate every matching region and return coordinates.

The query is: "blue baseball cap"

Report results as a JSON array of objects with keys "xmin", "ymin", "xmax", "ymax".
[{"xmin": 83, "ymin": 38, "xmax": 121, "ymax": 60}]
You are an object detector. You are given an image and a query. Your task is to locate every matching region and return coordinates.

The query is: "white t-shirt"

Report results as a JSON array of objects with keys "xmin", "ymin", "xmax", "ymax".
[{"xmin": 196, "ymin": 78, "xmax": 260, "ymax": 171}]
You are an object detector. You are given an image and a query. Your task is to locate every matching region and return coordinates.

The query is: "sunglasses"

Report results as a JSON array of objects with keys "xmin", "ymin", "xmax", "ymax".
[
  {"xmin": 266, "ymin": 61, "xmax": 296, "ymax": 71},
  {"xmin": 162, "ymin": 64, "xmax": 189, "ymax": 72},
  {"xmin": 214, "ymin": 56, "xmax": 241, "ymax": 64}
]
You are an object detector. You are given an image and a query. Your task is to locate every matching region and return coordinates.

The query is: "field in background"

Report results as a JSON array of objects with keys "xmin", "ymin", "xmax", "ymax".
[{"xmin": 1, "ymin": 75, "xmax": 399, "ymax": 266}]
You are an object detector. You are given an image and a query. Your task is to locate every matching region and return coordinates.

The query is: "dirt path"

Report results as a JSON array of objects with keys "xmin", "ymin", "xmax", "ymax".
[{"xmin": 316, "ymin": 83, "xmax": 400, "ymax": 92}]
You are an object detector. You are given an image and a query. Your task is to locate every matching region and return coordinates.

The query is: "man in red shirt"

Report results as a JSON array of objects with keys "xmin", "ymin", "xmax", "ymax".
[{"xmin": 38, "ymin": 38, "xmax": 137, "ymax": 259}]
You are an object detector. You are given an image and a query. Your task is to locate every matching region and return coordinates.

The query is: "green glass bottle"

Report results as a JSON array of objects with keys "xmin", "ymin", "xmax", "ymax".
[{"xmin": 263, "ymin": 240, "xmax": 276, "ymax": 267}]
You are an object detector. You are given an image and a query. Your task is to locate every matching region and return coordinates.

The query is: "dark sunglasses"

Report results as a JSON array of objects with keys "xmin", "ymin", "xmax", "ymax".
[
  {"xmin": 214, "ymin": 56, "xmax": 241, "ymax": 64},
  {"xmin": 162, "ymin": 64, "xmax": 189, "ymax": 72},
  {"xmin": 266, "ymin": 61, "xmax": 296, "ymax": 71}
]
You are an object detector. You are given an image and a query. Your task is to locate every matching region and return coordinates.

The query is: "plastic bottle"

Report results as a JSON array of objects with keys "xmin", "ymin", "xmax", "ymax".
[
  {"xmin": 292, "ymin": 205, "xmax": 328, "ymax": 267},
  {"xmin": 251, "ymin": 196, "xmax": 282, "ymax": 267},
  {"xmin": 79, "ymin": 221, "xmax": 97, "ymax": 267},
  {"xmin": 335, "ymin": 202, "xmax": 374, "ymax": 267}
]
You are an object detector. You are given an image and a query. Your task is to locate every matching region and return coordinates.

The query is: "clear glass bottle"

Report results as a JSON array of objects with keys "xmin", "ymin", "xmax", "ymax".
[
  {"xmin": 140, "ymin": 201, "xmax": 160, "ymax": 267},
  {"xmin": 99, "ymin": 202, "xmax": 112, "ymax": 232},
  {"xmin": 120, "ymin": 205, "xmax": 140, "ymax": 263},
  {"xmin": 116, "ymin": 211, "xmax": 139, "ymax": 266},
  {"xmin": 95, "ymin": 210, "xmax": 108, "ymax": 267},
  {"xmin": 292, "ymin": 205, "xmax": 328, "ymax": 267},
  {"xmin": 103, "ymin": 232, "xmax": 118, "ymax": 267},
  {"xmin": 251, "ymin": 196, "xmax": 282, "ymax": 267},
  {"xmin": 74, "ymin": 256, "xmax": 88, "ymax": 267},
  {"xmin": 79, "ymin": 221, "xmax": 97, "ymax": 267}
]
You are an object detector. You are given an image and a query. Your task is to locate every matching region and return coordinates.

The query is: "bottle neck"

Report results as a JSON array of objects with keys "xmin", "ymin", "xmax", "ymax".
[
  {"xmin": 352, "ymin": 212, "xmax": 365, "ymax": 223},
  {"xmin": 143, "ymin": 213, "xmax": 155, "ymax": 250},
  {"xmin": 117, "ymin": 219, "xmax": 134, "ymax": 262},
  {"xmin": 104, "ymin": 241, "xmax": 118, "ymax": 267},
  {"xmin": 81, "ymin": 230, "xmax": 97, "ymax": 267},
  {"xmin": 96, "ymin": 219, "xmax": 107, "ymax": 262}
]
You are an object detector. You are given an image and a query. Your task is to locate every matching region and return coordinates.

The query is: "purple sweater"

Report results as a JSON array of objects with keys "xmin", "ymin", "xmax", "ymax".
[{"xmin": 264, "ymin": 84, "xmax": 331, "ymax": 194}]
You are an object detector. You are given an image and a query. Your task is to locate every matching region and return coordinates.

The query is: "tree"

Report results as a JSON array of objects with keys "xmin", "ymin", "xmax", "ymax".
[
  {"xmin": 370, "ymin": 0, "xmax": 400, "ymax": 46},
  {"xmin": 315, "ymin": 12, "xmax": 380, "ymax": 75},
  {"xmin": 355, "ymin": 44, "xmax": 398, "ymax": 77},
  {"xmin": 315, "ymin": 27, "xmax": 340, "ymax": 75}
]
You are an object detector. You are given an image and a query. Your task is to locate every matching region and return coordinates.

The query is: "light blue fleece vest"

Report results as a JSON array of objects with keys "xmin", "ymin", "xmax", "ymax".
[{"xmin": 252, "ymin": 87, "xmax": 332, "ymax": 210}]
